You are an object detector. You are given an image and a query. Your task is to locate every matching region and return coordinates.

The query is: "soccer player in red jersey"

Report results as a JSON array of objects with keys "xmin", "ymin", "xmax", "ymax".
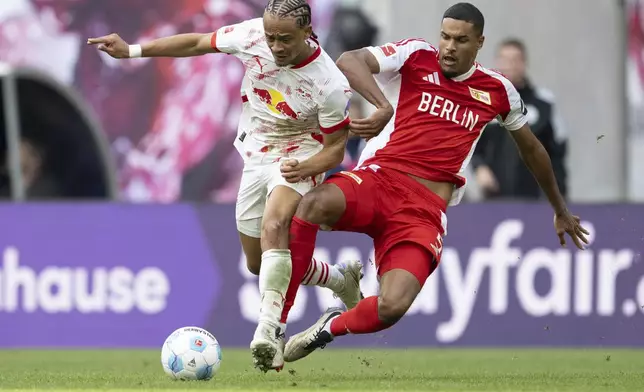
[{"xmin": 281, "ymin": 2, "xmax": 590, "ymax": 362}]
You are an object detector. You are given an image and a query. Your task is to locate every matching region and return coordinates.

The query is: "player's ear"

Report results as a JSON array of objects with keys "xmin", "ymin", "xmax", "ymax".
[
  {"xmin": 478, "ymin": 35, "xmax": 485, "ymax": 51},
  {"xmin": 303, "ymin": 25, "xmax": 313, "ymax": 40}
]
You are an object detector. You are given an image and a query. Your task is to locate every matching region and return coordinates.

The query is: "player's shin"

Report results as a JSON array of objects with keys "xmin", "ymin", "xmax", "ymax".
[
  {"xmin": 258, "ymin": 249, "xmax": 292, "ymax": 325},
  {"xmin": 329, "ymin": 296, "xmax": 392, "ymax": 336}
]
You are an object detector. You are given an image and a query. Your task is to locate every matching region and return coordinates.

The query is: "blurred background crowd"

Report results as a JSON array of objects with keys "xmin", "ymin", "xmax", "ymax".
[{"xmin": 0, "ymin": 0, "xmax": 640, "ymax": 204}]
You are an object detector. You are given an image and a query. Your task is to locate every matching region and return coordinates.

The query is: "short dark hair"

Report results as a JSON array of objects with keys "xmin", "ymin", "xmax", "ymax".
[
  {"xmin": 443, "ymin": 2, "xmax": 485, "ymax": 36},
  {"xmin": 498, "ymin": 38, "xmax": 527, "ymax": 60}
]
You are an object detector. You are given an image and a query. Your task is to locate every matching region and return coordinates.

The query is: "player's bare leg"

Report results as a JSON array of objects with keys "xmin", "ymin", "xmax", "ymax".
[
  {"xmin": 251, "ymin": 184, "xmax": 362, "ymax": 371},
  {"xmin": 285, "ymin": 244, "xmax": 429, "ymax": 362},
  {"xmin": 250, "ymin": 185, "xmax": 300, "ymax": 372},
  {"xmin": 238, "ymin": 232, "xmax": 263, "ymax": 275}
]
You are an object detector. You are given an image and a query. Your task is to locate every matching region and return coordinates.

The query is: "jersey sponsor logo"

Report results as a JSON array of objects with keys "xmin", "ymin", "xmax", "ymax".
[
  {"xmin": 417, "ymin": 92, "xmax": 481, "ymax": 132},
  {"xmin": 252, "ymin": 87, "xmax": 299, "ymax": 119},
  {"xmin": 380, "ymin": 45, "xmax": 396, "ymax": 57},
  {"xmin": 338, "ymin": 171, "xmax": 363, "ymax": 184},
  {"xmin": 468, "ymin": 87, "xmax": 492, "ymax": 106}
]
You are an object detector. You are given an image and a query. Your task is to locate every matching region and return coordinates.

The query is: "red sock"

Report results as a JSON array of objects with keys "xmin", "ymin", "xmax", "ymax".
[
  {"xmin": 280, "ymin": 216, "xmax": 319, "ymax": 323},
  {"xmin": 330, "ymin": 296, "xmax": 391, "ymax": 336}
]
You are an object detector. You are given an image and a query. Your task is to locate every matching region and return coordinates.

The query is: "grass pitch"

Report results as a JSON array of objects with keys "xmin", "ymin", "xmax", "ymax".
[{"xmin": 0, "ymin": 348, "xmax": 642, "ymax": 391}]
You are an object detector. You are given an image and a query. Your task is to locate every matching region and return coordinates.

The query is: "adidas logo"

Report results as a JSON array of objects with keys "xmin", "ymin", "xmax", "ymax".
[
  {"xmin": 188, "ymin": 358, "xmax": 196, "ymax": 367},
  {"xmin": 422, "ymin": 71, "xmax": 441, "ymax": 85}
]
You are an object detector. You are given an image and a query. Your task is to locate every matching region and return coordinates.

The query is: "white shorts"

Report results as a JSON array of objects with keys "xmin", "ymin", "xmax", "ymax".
[{"xmin": 236, "ymin": 157, "xmax": 325, "ymax": 238}]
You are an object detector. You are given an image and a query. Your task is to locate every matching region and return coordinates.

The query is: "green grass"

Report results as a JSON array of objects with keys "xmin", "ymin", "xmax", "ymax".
[{"xmin": 0, "ymin": 349, "xmax": 642, "ymax": 391}]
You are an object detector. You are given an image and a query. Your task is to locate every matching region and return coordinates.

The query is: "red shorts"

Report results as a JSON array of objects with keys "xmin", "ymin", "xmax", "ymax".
[{"xmin": 326, "ymin": 165, "xmax": 447, "ymax": 284}]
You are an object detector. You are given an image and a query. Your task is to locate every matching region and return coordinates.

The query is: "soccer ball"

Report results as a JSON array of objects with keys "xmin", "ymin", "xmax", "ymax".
[{"xmin": 161, "ymin": 326, "xmax": 222, "ymax": 381}]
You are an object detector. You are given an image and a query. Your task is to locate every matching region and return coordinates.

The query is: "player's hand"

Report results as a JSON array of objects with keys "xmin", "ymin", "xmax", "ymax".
[
  {"xmin": 87, "ymin": 34, "xmax": 130, "ymax": 59},
  {"xmin": 554, "ymin": 212, "xmax": 590, "ymax": 250},
  {"xmin": 280, "ymin": 159, "xmax": 303, "ymax": 184},
  {"xmin": 350, "ymin": 105, "xmax": 394, "ymax": 141}
]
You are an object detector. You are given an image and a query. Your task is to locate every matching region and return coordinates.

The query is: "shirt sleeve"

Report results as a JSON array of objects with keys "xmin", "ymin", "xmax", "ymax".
[
  {"xmin": 497, "ymin": 78, "xmax": 528, "ymax": 131},
  {"xmin": 210, "ymin": 18, "xmax": 260, "ymax": 55},
  {"xmin": 365, "ymin": 39, "xmax": 437, "ymax": 73},
  {"xmin": 318, "ymin": 85, "xmax": 352, "ymax": 134}
]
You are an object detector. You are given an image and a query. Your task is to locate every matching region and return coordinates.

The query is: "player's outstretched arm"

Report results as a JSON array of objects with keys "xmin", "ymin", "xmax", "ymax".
[
  {"xmin": 281, "ymin": 128, "xmax": 349, "ymax": 183},
  {"xmin": 509, "ymin": 125, "xmax": 589, "ymax": 249},
  {"xmin": 87, "ymin": 32, "xmax": 216, "ymax": 59}
]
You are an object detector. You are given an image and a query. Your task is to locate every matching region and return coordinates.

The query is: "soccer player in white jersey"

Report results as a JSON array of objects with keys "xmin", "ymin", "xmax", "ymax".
[{"xmin": 88, "ymin": 0, "xmax": 363, "ymax": 372}]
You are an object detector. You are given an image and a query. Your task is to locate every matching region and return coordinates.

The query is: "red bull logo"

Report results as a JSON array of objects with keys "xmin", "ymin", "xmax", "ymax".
[{"xmin": 253, "ymin": 88, "xmax": 299, "ymax": 119}]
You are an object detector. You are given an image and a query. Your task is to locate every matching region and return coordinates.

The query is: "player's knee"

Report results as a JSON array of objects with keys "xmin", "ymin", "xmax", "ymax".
[
  {"xmin": 296, "ymin": 186, "xmax": 339, "ymax": 225},
  {"xmin": 377, "ymin": 293, "xmax": 415, "ymax": 325},
  {"xmin": 261, "ymin": 216, "xmax": 291, "ymax": 241}
]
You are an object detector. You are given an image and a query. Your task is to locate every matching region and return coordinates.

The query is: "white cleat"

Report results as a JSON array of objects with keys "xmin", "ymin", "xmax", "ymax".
[
  {"xmin": 250, "ymin": 321, "xmax": 285, "ymax": 372},
  {"xmin": 283, "ymin": 307, "xmax": 343, "ymax": 363},
  {"xmin": 334, "ymin": 260, "xmax": 364, "ymax": 310}
]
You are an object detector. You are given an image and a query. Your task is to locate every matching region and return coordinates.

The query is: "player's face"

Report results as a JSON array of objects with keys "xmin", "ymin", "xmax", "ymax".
[
  {"xmin": 438, "ymin": 18, "xmax": 484, "ymax": 78},
  {"xmin": 263, "ymin": 13, "xmax": 312, "ymax": 67},
  {"xmin": 496, "ymin": 45, "xmax": 526, "ymax": 87}
]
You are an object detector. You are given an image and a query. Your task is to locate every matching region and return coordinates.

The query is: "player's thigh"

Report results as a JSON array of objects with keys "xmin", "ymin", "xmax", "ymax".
[
  {"xmin": 305, "ymin": 169, "xmax": 379, "ymax": 234},
  {"xmin": 260, "ymin": 166, "xmax": 316, "ymax": 248},
  {"xmin": 264, "ymin": 164, "xmax": 313, "ymax": 225},
  {"xmin": 261, "ymin": 184, "xmax": 302, "ymax": 244},
  {"xmin": 377, "ymin": 242, "xmax": 436, "ymax": 322},
  {"xmin": 238, "ymin": 231, "xmax": 262, "ymax": 275},
  {"xmin": 235, "ymin": 164, "xmax": 268, "ymax": 238}
]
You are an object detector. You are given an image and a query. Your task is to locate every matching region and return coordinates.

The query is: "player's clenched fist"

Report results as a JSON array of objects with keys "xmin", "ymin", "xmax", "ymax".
[
  {"xmin": 349, "ymin": 105, "xmax": 394, "ymax": 141},
  {"xmin": 87, "ymin": 34, "xmax": 130, "ymax": 59},
  {"xmin": 280, "ymin": 159, "xmax": 303, "ymax": 183}
]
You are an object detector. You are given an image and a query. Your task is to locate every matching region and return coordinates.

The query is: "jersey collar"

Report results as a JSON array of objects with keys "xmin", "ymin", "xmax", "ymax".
[
  {"xmin": 290, "ymin": 40, "xmax": 322, "ymax": 69},
  {"xmin": 450, "ymin": 63, "xmax": 477, "ymax": 82}
]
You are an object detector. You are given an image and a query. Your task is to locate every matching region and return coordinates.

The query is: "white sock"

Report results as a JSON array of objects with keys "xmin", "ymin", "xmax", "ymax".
[
  {"xmin": 258, "ymin": 249, "xmax": 292, "ymax": 325},
  {"xmin": 301, "ymin": 258, "xmax": 345, "ymax": 292}
]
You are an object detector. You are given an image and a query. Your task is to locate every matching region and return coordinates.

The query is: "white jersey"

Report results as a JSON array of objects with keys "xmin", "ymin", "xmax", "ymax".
[{"xmin": 211, "ymin": 18, "xmax": 352, "ymax": 161}]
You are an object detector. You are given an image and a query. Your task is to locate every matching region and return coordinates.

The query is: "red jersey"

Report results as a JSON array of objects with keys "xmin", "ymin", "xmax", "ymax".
[{"xmin": 357, "ymin": 39, "xmax": 528, "ymax": 206}]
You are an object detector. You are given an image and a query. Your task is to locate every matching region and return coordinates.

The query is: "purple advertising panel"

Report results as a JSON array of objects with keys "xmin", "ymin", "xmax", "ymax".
[
  {"xmin": 0, "ymin": 204, "xmax": 220, "ymax": 348},
  {"xmin": 1, "ymin": 203, "xmax": 643, "ymax": 348}
]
